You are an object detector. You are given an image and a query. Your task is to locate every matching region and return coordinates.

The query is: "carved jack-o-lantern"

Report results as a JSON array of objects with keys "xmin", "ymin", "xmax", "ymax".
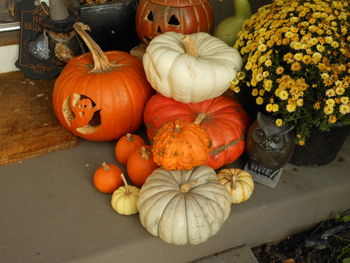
[
  {"xmin": 53, "ymin": 23, "xmax": 153, "ymax": 141},
  {"xmin": 135, "ymin": 0, "xmax": 214, "ymax": 45}
]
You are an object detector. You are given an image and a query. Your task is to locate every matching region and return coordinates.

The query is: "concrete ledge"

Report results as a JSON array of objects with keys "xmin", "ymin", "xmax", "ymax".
[{"xmin": 0, "ymin": 137, "xmax": 349, "ymax": 263}]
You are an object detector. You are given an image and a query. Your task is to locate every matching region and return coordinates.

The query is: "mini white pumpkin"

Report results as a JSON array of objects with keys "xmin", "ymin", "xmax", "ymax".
[
  {"xmin": 111, "ymin": 174, "xmax": 140, "ymax": 215},
  {"xmin": 217, "ymin": 168, "xmax": 254, "ymax": 204},
  {"xmin": 137, "ymin": 165, "xmax": 232, "ymax": 245},
  {"xmin": 143, "ymin": 32, "xmax": 243, "ymax": 103}
]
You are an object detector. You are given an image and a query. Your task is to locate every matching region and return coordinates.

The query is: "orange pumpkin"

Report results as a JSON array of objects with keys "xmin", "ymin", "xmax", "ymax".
[
  {"xmin": 115, "ymin": 133, "xmax": 146, "ymax": 165},
  {"xmin": 53, "ymin": 23, "xmax": 152, "ymax": 141},
  {"xmin": 152, "ymin": 115, "xmax": 211, "ymax": 170},
  {"xmin": 144, "ymin": 94, "xmax": 249, "ymax": 169},
  {"xmin": 93, "ymin": 162, "xmax": 123, "ymax": 194},
  {"xmin": 127, "ymin": 146, "xmax": 159, "ymax": 186}
]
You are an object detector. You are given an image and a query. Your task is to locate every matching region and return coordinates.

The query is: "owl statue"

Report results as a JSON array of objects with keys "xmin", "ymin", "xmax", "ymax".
[{"xmin": 245, "ymin": 112, "xmax": 295, "ymax": 187}]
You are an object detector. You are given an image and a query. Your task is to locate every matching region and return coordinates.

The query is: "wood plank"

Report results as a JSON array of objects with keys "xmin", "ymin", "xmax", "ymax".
[{"xmin": 0, "ymin": 71, "xmax": 77, "ymax": 166}]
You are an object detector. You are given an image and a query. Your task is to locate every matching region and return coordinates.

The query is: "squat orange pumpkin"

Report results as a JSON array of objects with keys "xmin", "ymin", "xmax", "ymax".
[
  {"xmin": 152, "ymin": 116, "xmax": 211, "ymax": 170},
  {"xmin": 93, "ymin": 162, "xmax": 123, "ymax": 193},
  {"xmin": 53, "ymin": 23, "xmax": 152, "ymax": 141},
  {"xmin": 115, "ymin": 133, "xmax": 146, "ymax": 165}
]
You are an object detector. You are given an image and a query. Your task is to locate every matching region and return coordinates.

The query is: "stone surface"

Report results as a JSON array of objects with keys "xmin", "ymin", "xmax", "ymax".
[{"xmin": 0, "ymin": 136, "xmax": 349, "ymax": 263}]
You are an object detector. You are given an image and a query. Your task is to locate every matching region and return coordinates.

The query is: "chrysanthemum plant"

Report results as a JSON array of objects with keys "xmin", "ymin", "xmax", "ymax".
[{"xmin": 231, "ymin": 0, "xmax": 350, "ymax": 145}]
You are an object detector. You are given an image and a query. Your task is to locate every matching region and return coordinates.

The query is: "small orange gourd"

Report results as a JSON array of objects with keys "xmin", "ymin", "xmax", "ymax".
[
  {"xmin": 93, "ymin": 162, "xmax": 123, "ymax": 193},
  {"xmin": 127, "ymin": 146, "xmax": 159, "ymax": 187},
  {"xmin": 151, "ymin": 113, "xmax": 211, "ymax": 170},
  {"xmin": 115, "ymin": 133, "xmax": 146, "ymax": 165}
]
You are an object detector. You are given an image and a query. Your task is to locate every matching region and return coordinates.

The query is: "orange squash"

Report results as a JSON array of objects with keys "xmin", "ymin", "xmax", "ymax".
[
  {"xmin": 53, "ymin": 23, "xmax": 152, "ymax": 141},
  {"xmin": 115, "ymin": 133, "xmax": 146, "ymax": 165},
  {"xmin": 127, "ymin": 146, "xmax": 159, "ymax": 187},
  {"xmin": 144, "ymin": 94, "xmax": 249, "ymax": 169},
  {"xmin": 152, "ymin": 114, "xmax": 211, "ymax": 170},
  {"xmin": 93, "ymin": 162, "xmax": 123, "ymax": 194}
]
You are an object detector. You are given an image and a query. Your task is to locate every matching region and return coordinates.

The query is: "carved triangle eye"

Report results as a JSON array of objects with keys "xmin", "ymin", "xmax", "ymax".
[
  {"xmin": 146, "ymin": 11, "xmax": 154, "ymax": 21},
  {"xmin": 168, "ymin": 15, "xmax": 180, "ymax": 25}
]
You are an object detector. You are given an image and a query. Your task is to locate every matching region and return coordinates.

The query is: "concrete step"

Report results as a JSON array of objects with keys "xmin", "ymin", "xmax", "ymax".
[
  {"xmin": 0, "ymin": 137, "xmax": 349, "ymax": 263},
  {"xmin": 192, "ymin": 245, "xmax": 258, "ymax": 263}
]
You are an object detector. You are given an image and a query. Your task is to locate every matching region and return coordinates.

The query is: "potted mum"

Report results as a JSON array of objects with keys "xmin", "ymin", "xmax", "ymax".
[{"xmin": 231, "ymin": 0, "xmax": 350, "ymax": 166}]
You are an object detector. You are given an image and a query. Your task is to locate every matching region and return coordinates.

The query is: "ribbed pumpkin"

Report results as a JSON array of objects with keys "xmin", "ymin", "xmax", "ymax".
[
  {"xmin": 151, "ymin": 115, "xmax": 211, "ymax": 170},
  {"xmin": 217, "ymin": 168, "xmax": 254, "ymax": 204},
  {"xmin": 144, "ymin": 94, "xmax": 249, "ymax": 169},
  {"xmin": 53, "ymin": 23, "xmax": 152, "ymax": 141},
  {"xmin": 137, "ymin": 165, "xmax": 232, "ymax": 245},
  {"xmin": 143, "ymin": 32, "xmax": 243, "ymax": 103}
]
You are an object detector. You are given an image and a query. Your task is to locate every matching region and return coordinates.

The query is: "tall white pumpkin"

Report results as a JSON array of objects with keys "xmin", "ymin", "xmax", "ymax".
[
  {"xmin": 137, "ymin": 165, "xmax": 232, "ymax": 245},
  {"xmin": 143, "ymin": 32, "xmax": 243, "ymax": 103}
]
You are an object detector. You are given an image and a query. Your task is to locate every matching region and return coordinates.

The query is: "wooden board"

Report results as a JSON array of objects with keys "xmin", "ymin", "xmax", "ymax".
[{"xmin": 0, "ymin": 71, "xmax": 77, "ymax": 166}]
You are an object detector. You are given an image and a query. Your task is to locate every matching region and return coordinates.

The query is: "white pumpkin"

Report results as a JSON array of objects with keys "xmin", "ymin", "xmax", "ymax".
[
  {"xmin": 217, "ymin": 168, "xmax": 254, "ymax": 204},
  {"xmin": 137, "ymin": 165, "xmax": 232, "ymax": 245},
  {"xmin": 111, "ymin": 174, "xmax": 140, "ymax": 215},
  {"xmin": 143, "ymin": 32, "xmax": 243, "ymax": 103}
]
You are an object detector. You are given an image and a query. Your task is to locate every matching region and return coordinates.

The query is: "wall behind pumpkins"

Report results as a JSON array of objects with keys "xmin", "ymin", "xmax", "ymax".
[
  {"xmin": 0, "ymin": 0, "xmax": 273, "ymax": 74},
  {"xmin": 210, "ymin": 0, "xmax": 272, "ymax": 26}
]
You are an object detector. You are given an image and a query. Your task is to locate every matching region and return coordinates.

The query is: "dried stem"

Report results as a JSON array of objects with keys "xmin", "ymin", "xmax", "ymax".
[
  {"xmin": 121, "ymin": 173, "xmax": 130, "ymax": 194},
  {"xmin": 194, "ymin": 112, "xmax": 206, "ymax": 125},
  {"xmin": 73, "ymin": 22, "xmax": 117, "ymax": 73},
  {"xmin": 180, "ymin": 178, "xmax": 200, "ymax": 193},
  {"xmin": 182, "ymin": 35, "xmax": 199, "ymax": 58}
]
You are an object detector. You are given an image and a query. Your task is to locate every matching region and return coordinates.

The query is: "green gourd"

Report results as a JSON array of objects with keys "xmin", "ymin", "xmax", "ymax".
[{"xmin": 213, "ymin": 0, "xmax": 252, "ymax": 46}]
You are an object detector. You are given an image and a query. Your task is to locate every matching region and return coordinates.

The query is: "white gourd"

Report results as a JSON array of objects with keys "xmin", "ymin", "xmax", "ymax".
[
  {"xmin": 143, "ymin": 32, "xmax": 243, "ymax": 103},
  {"xmin": 137, "ymin": 165, "xmax": 232, "ymax": 245},
  {"xmin": 217, "ymin": 168, "xmax": 254, "ymax": 204}
]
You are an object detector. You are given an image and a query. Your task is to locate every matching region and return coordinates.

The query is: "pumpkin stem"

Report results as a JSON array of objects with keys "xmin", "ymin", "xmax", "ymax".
[
  {"xmin": 182, "ymin": 35, "xmax": 199, "ymax": 58},
  {"xmin": 194, "ymin": 112, "xmax": 206, "ymax": 125},
  {"xmin": 126, "ymin": 133, "xmax": 134, "ymax": 142},
  {"xmin": 73, "ymin": 22, "xmax": 117, "ymax": 73},
  {"xmin": 121, "ymin": 173, "xmax": 130, "ymax": 194},
  {"xmin": 180, "ymin": 178, "xmax": 200, "ymax": 193},
  {"xmin": 174, "ymin": 123, "xmax": 182, "ymax": 132},
  {"xmin": 102, "ymin": 162, "xmax": 110, "ymax": 171},
  {"xmin": 140, "ymin": 146, "xmax": 150, "ymax": 160}
]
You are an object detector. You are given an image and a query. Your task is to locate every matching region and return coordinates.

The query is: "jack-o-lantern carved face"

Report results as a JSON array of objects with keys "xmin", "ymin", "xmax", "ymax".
[
  {"xmin": 135, "ymin": 0, "xmax": 214, "ymax": 45},
  {"xmin": 62, "ymin": 93, "xmax": 102, "ymax": 135}
]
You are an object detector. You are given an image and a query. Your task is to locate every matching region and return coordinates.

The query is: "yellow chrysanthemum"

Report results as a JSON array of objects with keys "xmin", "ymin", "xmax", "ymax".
[
  {"xmin": 275, "ymin": 118, "xmax": 283, "ymax": 127},
  {"xmin": 294, "ymin": 53, "xmax": 303, "ymax": 61},
  {"xmin": 323, "ymin": 105, "xmax": 334, "ymax": 115},
  {"xmin": 313, "ymin": 102, "xmax": 321, "ymax": 110},
  {"xmin": 272, "ymin": 104, "xmax": 279, "ymax": 112},
  {"xmin": 326, "ymin": 89, "xmax": 336, "ymax": 97},
  {"xmin": 335, "ymin": 87, "xmax": 345, "ymax": 96},
  {"xmin": 266, "ymin": 103, "xmax": 273, "ymax": 112},
  {"xmin": 256, "ymin": 96, "xmax": 264, "ymax": 105},
  {"xmin": 326, "ymin": 98, "xmax": 335, "ymax": 107},
  {"xmin": 340, "ymin": 97, "xmax": 350, "ymax": 104},
  {"xmin": 328, "ymin": 115, "xmax": 337, "ymax": 124},
  {"xmin": 286, "ymin": 104, "xmax": 296, "ymax": 112},
  {"xmin": 298, "ymin": 140, "xmax": 305, "ymax": 146},
  {"xmin": 291, "ymin": 62, "xmax": 301, "ymax": 71},
  {"xmin": 339, "ymin": 104, "xmax": 350, "ymax": 114},
  {"xmin": 252, "ymin": 88, "xmax": 259, "ymax": 96},
  {"xmin": 263, "ymin": 79, "xmax": 273, "ymax": 91},
  {"xmin": 264, "ymin": 59, "xmax": 272, "ymax": 67},
  {"xmin": 276, "ymin": 67, "xmax": 284, "ymax": 74},
  {"xmin": 237, "ymin": 71, "xmax": 245, "ymax": 80},
  {"xmin": 278, "ymin": 90, "xmax": 289, "ymax": 100}
]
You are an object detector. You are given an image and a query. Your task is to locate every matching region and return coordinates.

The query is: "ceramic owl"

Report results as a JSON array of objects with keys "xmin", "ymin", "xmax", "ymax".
[{"xmin": 246, "ymin": 112, "xmax": 295, "ymax": 181}]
